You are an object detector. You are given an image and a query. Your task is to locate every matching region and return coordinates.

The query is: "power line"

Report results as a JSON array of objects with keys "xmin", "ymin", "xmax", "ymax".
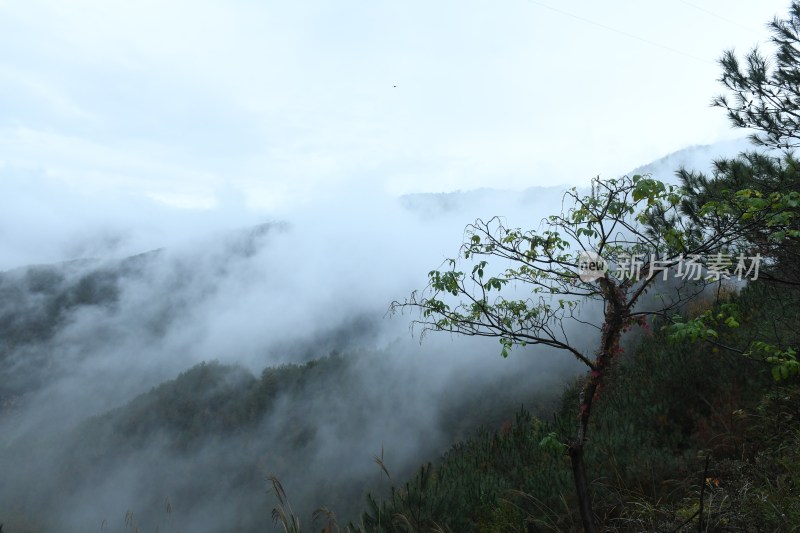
[
  {"xmin": 525, "ymin": 0, "xmax": 715, "ymax": 65},
  {"xmin": 677, "ymin": 0, "xmax": 764, "ymax": 36}
]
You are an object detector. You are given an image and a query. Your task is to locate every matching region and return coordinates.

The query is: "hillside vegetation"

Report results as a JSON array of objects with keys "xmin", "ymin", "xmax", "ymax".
[{"xmin": 343, "ymin": 281, "xmax": 799, "ymax": 531}]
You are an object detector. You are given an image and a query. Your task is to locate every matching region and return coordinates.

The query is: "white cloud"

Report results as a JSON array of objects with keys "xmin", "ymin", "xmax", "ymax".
[{"xmin": 0, "ymin": 0, "xmax": 789, "ymax": 226}]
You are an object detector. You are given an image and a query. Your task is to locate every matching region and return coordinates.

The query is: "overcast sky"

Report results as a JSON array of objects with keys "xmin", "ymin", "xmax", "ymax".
[{"xmin": 0, "ymin": 1, "xmax": 790, "ymax": 216}]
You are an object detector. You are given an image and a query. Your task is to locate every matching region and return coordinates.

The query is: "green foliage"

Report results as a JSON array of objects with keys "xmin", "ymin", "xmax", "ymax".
[
  {"xmin": 689, "ymin": 2, "xmax": 800, "ymax": 287},
  {"xmin": 713, "ymin": 0, "xmax": 800, "ymax": 150},
  {"xmin": 751, "ymin": 341, "xmax": 800, "ymax": 381},
  {"xmin": 667, "ymin": 302, "xmax": 741, "ymax": 343},
  {"xmin": 359, "ymin": 280, "xmax": 797, "ymax": 531},
  {"xmin": 352, "ymin": 409, "xmax": 573, "ymax": 532},
  {"xmin": 538, "ymin": 432, "xmax": 565, "ymax": 455},
  {"xmin": 667, "ymin": 287, "xmax": 799, "ymax": 382}
]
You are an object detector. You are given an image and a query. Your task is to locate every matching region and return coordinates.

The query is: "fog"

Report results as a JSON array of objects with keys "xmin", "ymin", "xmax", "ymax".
[{"xmin": 0, "ymin": 140, "xmax": 750, "ymax": 531}]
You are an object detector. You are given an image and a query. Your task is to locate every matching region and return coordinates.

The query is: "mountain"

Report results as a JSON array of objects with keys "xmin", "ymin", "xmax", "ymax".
[
  {"xmin": 0, "ymin": 139, "xmax": 760, "ymax": 531},
  {"xmin": 627, "ymin": 137, "xmax": 757, "ymax": 182},
  {"xmin": 0, "ymin": 217, "xmax": 574, "ymax": 532}
]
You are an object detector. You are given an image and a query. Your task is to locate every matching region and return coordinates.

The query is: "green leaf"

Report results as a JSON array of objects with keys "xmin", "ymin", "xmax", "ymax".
[{"xmin": 538, "ymin": 432, "xmax": 565, "ymax": 454}]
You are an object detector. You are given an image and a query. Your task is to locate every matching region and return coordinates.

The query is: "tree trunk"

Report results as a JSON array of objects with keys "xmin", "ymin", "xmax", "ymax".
[
  {"xmin": 568, "ymin": 440, "xmax": 597, "ymax": 533},
  {"xmin": 566, "ymin": 276, "xmax": 625, "ymax": 532}
]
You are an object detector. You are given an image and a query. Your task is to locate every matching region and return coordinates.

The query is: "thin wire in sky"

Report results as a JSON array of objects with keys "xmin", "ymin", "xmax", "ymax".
[
  {"xmin": 677, "ymin": 0, "xmax": 765, "ymax": 36},
  {"xmin": 525, "ymin": 0, "xmax": 716, "ymax": 65}
]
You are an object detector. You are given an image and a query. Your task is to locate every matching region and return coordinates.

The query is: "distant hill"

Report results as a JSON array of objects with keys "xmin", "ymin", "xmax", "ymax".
[
  {"xmin": 0, "ymin": 138, "xmax": 775, "ymax": 532},
  {"xmin": 628, "ymin": 137, "xmax": 757, "ymax": 183},
  {"xmin": 400, "ymin": 137, "xmax": 759, "ymax": 219}
]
